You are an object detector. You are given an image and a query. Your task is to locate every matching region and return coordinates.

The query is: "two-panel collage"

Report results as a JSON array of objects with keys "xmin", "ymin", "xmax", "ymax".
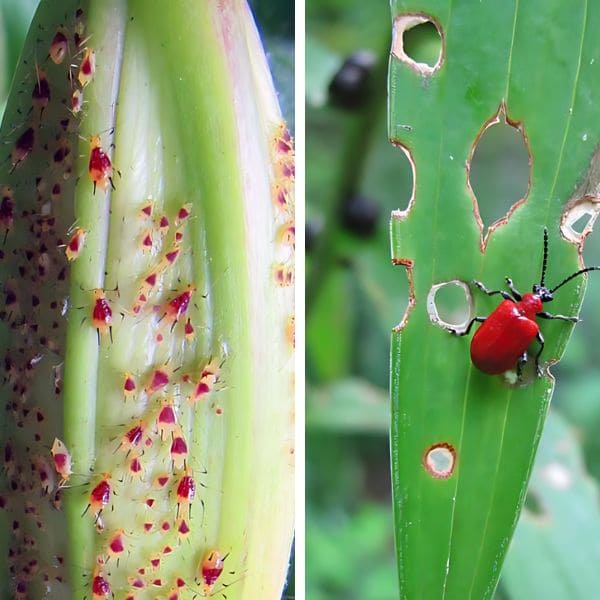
[{"xmin": 1, "ymin": 1, "xmax": 600, "ymax": 599}]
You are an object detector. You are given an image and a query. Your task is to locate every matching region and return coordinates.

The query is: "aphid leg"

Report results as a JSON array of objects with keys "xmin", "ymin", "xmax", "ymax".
[
  {"xmin": 534, "ymin": 331, "xmax": 545, "ymax": 377},
  {"xmin": 93, "ymin": 181, "xmax": 97, "ymax": 195},
  {"xmin": 516, "ymin": 351, "xmax": 528, "ymax": 381},
  {"xmin": 537, "ymin": 311, "xmax": 579, "ymax": 323},
  {"xmin": 473, "ymin": 280, "xmax": 514, "ymax": 302},
  {"xmin": 109, "ymin": 176, "xmax": 115, "ymax": 191},
  {"xmin": 504, "ymin": 277, "xmax": 523, "ymax": 301},
  {"xmin": 448, "ymin": 316, "xmax": 485, "ymax": 336}
]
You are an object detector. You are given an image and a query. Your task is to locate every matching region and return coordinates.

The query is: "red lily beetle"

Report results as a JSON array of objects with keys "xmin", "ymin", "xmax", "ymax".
[{"xmin": 450, "ymin": 227, "xmax": 600, "ymax": 378}]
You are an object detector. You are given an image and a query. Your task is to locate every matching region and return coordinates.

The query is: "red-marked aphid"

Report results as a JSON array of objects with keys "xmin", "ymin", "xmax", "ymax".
[
  {"xmin": 154, "ymin": 473, "xmax": 170, "ymax": 489},
  {"xmin": 65, "ymin": 227, "xmax": 87, "ymax": 261},
  {"xmin": 184, "ymin": 318, "xmax": 195, "ymax": 341},
  {"xmin": 163, "ymin": 285, "xmax": 195, "ymax": 326},
  {"xmin": 198, "ymin": 549, "xmax": 227, "ymax": 596},
  {"xmin": 49, "ymin": 29, "xmax": 69, "ymax": 64},
  {"xmin": 123, "ymin": 372, "xmax": 136, "ymax": 399},
  {"xmin": 92, "ymin": 289, "xmax": 113, "ymax": 343},
  {"xmin": 273, "ymin": 263, "xmax": 294, "ymax": 287},
  {"xmin": 71, "ymin": 89, "xmax": 83, "ymax": 114},
  {"xmin": 89, "ymin": 135, "xmax": 114, "ymax": 194},
  {"xmin": 11, "ymin": 127, "xmax": 34, "ymax": 171},
  {"xmin": 107, "ymin": 528, "xmax": 126, "ymax": 561},
  {"xmin": 176, "ymin": 203, "xmax": 192, "ymax": 225},
  {"xmin": 146, "ymin": 367, "xmax": 170, "ymax": 395},
  {"xmin": 175, "ymin": 468, "xmax": 196, "ymax": 518},
  {"xmin": 170, "ymin": 431, "xmax": 188, "ymax": 470},
  {"xmin": 140, "ymin": 229, "xmax": 153, "ymax": 253},
  {"xmin": 32, "ymin": 68, "xmax": 51, "ymax": 117},
  {"xmin": 450, "ymin": 227, "xmax": 600, "ymax": 379},
  {"xmin": 189, "ymin": 358, "xmax": 221, "ymax": 404},
  {"xmin": 157, "ymin": 399, "xmax": 178, "ymax": 438},
  {"xmin": 92, "ymin": 568, "xmax": 111, "ymax": 599},
  {"xmin": 129, "ymin": 455, "xmax": 143, "ymax": 478},
  {"xmin": 50, "ymin": 438, "xmax": 72, "ymax": 484},
  {"xmin": 85, "ymin": 474, "xmax": 111, "ymax": 521},
  {"xmin": 120, "ymin": 421, "xmax": 145, "ymax": 453},
  {"xmin": 175, "ymin": 516, "xmax": 191, "ymax": 539},
  {"xmin": 285, "ymin": 315, "xmax": 295, "ymax": 349},
  {"xmin": 78, "ymin": 47, "xmax": 96, "ymax": 87},
  {"xmin": 276, "ymin": 221, "xmax": 295, "ymax": 248},
  {"xmin": 140, "ymin": 202, "xmax": 154, "ymax": 218},
  {"xmin": 0, "ymin": 186, "xmax": 14, "ymax": 241}
]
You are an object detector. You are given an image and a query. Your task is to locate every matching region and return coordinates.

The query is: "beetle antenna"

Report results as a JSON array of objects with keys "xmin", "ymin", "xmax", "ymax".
[
  {"xmin": 550, "ymin": 266, "xmax": 600, "ymax": 293},
  {"xmin": 540, "ymin": 227, "xmax": 549, "ymax": 287}
]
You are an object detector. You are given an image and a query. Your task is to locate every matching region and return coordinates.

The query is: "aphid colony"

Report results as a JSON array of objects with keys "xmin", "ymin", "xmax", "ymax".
[
  {"xmin": 270, "ymin": 123, "xmax": 296, "ymax": 352},
  {"xmin": 0, "ymin": 8, "xmax": 232, "ymax": 598}
]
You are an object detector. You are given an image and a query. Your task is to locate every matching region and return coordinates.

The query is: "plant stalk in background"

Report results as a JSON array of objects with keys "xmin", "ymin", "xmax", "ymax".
[{"xmin": 0, "ymin": 1, "xmax": 294, "ymax": 598}]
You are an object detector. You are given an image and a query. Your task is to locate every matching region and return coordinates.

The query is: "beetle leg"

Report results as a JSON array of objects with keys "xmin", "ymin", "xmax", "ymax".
[
  {"xmin": 516, "ymin": 351, "xmax": 528, "ymax": 381},
  {"xmin": 448, "ymin": 316, "xmax": 485, "ymax": 336},
  {"xmin": 538, "ymin": 311, "xmax": 579, "ymax": 323},
  {"xmin": 504, "ymin": 277, "xmax": 522, "ymax": 301},
  {"xmin": 534, "ymin": 331, "xmax": 545, "ymax": 377},
  {"xmin": 473, "ymin": 280, "xmax": 514, "ymax": 302}
]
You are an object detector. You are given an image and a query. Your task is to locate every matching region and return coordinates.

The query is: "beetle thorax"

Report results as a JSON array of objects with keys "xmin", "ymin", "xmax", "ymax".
[{"xmin": 519, "ymin": 292, "xmax": 544, "ymax": 319}]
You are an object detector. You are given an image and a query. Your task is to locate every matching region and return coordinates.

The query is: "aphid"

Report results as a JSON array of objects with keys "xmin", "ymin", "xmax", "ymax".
[
  {"xmin": 92, "ymin": 568, "xmax": 111, "ymax": 599},
  {"xmin": 31, "ymin": 69, "xmax": 51, "ymax": 116},
  {"xmin": 140, "ymin": 201, "xmax": 154, "ymax": 218},
  {"xmin": 78, "ymin": 47, "xmax": 96, "ymax": 87},
  {"xmin": 285, "ymin": 315, "xmax": 295, "ymax": 349},
  {"xmin": 175, "ymin": 469, "xmax": 196, "ymax": 517},
  {"xmin": 49, "ymin": 29, "xmax": 69, "ymax": 64},
  {"xmin": 120, "ymin": 422, "xmax": 145, "ymax": 452},
  {"xmin": 107, "ymin": 528, "xmax": 126, "ymax": 560},
  {"xmin": 0, "ymin": 186, "xmax": 15, "ymax": 240},
  {"xmin": 175, "ymin": 516, "xmax": 191, "ymax": 539},
  {"xmin": 189, "ymin": 358, "xmax": 221, "ymax": 404},
  {"xmin": 170, "ymin": 431, "xmax": 188, "ymax": 470},
  {"xmin": 198, "ymin": 549, "xmax": 226, "ymax": 596},
  {"xmin": 71, "ymin": 89, "xmax": 83, "ymax": 114},
  {"xmin": 157, "ymin": 399, "xmax": 178, "ymax": 438},
  {"xmin": 65, "ymin": 228, "xmax": 87, "ymax": 261},
  {"xmin": 11, "ymin": 127, "xmax": 34, "ymax": 171},
  {"xmin": 92, "ymin": 289, "xmax": 113, "ymax": 343},
  {"xmin": 145, "ymin": 368, "xmax": 170, "ymax": 395},
  {"xmin": 86, "ymin": 474, "xmax": 111, "ymax": 520},
  {"xmin": 88, "ymin": 135, "xmax": 114, "ymax": 194},
  {"xmin": 449, "ymin": 227, "xmax": 600, "ymax": 378},
  {"xmin": 140, "ymin": 229, "xmax": 153, "ymax": 252},
  {"xmin": 184, "ymin": 318, "xmax": 195, "ymax": 341},
  {"xmin": 163, "ymin": 286, "xmax": 195, "ymax": 325},
  {"xmin": 50, "ymin": 438, "xmax": 72, "ymax": 484},
  {"xmin": 273, "ymin": 263, "xmax": 294, "ymax": 287},
  {"xmin": 276, "ymin": 221, "xmax": 295, "ymax": 248},
  {"xmin": 123, "ymin": 372, "xmax": 136, "ymax": 399},
  {"xmin": 176, "ymin": 203, "xmax": 192, "ymax": 225}
]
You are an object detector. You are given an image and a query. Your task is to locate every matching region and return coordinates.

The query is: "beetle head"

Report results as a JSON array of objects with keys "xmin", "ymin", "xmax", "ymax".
[{"xmin": 532, "ymin": 283, "xmax": 553, "ymax": 303}]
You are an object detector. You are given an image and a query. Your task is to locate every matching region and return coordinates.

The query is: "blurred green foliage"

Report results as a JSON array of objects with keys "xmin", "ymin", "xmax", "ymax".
[{"xmin": 307, "ymin": 0, "xmax": 600, "ymax": 598}]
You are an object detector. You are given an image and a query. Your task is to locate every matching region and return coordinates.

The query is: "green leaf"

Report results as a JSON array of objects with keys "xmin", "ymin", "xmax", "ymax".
[
  {"xmin": 389, "ymin": 1, "xmax": 600, "ymax": 598},
  {"xmin": 501, "ymin": 409, "xmax": 600, "ymax": 598},
  {"xmin": 307, "ymin": 378, "xmax": 389, "ymax": 433}
]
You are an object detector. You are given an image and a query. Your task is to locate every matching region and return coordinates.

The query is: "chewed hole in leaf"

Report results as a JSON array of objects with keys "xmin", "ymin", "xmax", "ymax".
[
  {"xmin": 560, "ymin": 196, "xmax": 600, "ymax": 243},
  {"xmin": 468, "ymin": 107, "xmax": 530, "ymax": 239},
  {"xmin": 392, "ymin": 14, "xmax": 444, "ymax": 75},
  {"xmin": 427, "ymin": 280, "xmax": 472, "ymax": 332},
  {"xmin": 423, "ymin": 442, "xmax": 456, "ymax": 479},
  {"xmin": 390, "ymin": 142, "xmax": 415, "ymax": 218}
]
